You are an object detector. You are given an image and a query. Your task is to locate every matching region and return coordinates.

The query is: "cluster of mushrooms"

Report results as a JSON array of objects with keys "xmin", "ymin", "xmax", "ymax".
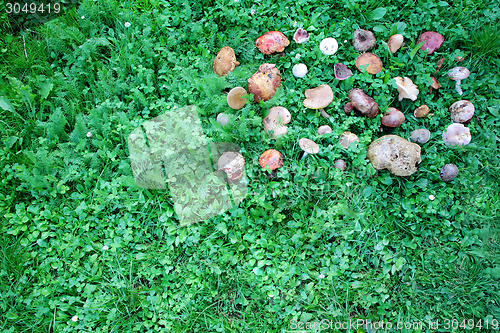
[{"xmin": 212, "ymin": 27, "xmax": 474, "ymax": 182}]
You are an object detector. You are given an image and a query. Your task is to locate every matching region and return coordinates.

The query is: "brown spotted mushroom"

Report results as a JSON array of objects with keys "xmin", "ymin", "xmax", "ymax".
[{"xmin": 213, "ymin": 46, "xmax": 240, "ymax": 77}]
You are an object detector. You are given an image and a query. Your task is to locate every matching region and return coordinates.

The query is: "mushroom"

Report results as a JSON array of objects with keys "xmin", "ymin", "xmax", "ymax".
[
  {"xmin": 320, "ymin": 109, "xmax": 331, "ymax": 118},
  {"xmin": 334, "ymin": 63, "xmax": 353, "ymax": 80},
  {"xmin": 430, "ymin": 77, "xmax": 442, "ymax": 93},
  {"xmin": 394, "ymin": 77, "xmax": 419, "ymax": 101},
  {"xmin": 256, "ymin": 31, "xmax": 290, "ymax": 54},
  {"xmin": 263, "ymin": 106, "xmax": 291, "ymax": 139},
  {"xmin": 339, "ymin": 131, "xmax": 359, "ymax": 149},
  {"xmin": 440, "ymin": 163, "xmax": 459, "ymax": 181},
  {"xmin": 417, "ymin": 31, "xmax": 445, "ymax": 55},
  {"xmin": 227, "ymin": 87, "xmax": 248, "ymax": 109},
  {"xmin": 348, "ymin": 88, "xmax": 379, "ymax": 118},
  {"xmin": 381, "ymin": 107, "xmax": 405, "ymax": 127},
  {"xmin": 320, "ymin": 37, "xmax": 339, "ymax": 55},
  {"xmin": 294, "ymin": 28, "xmax": 310, "ymax": 44},
  {"xmin": 434, "ymin": 58, "xmax": 445, "ymax": 74},
  {"xmin": 355, "ymin": 53, "xmax": 383, "ymax": 74},
  {"xmin": 213, "ymin": 46, "xmax": 240, "ymax": 77},
  {"xmin": 367, "ymin": 135, "xmax": 422, "ymax": 176},
  {"xmin": 413, "ymin": 105, "xmax": 430, "ymax": 118},
  {"xmin": 292, "ymin": 63, "xmax": 308, "ymax": 78},
  {"xmin": 442, "ymin": 123, "xmax": 471, "ymax": 146},
  {"xmin": 299, "ymin": 138, "xmax": 320, "ymax": 159},
  {"xmin": 248, "ymin": 63, "xmax": 281, "ymax": 102},
  {"xmin": 344, "ymin": 102, "xmax": 354, "ymax": 115},
  {"xmin": 303, "ymin": 84, "xmax": 334, "ymax": 109},
  {"xmin": 387, "ymin": 34, "xmax": 404, "ymax": 54},
  {"xmin": 334, "ymin": 159, "xmax": 347, "ymax": 171},
  {"xmin": 409, "ymin": 129, "xmax": 431, "ymax": 144},
  {"xmin": 353, "ymin": 29, "xmax": 376, "ymax": 51},
  {"xmin": 317, "ymin": 125, "xmax": 332, "ymax": 135},
  {"xmin": 259, "ymin": 149, "xmax": 284, "ymax": 171},
  {"xmin": 218, "ymin": 151, "xmax": 245, "ymax": 180},
  {"xmin": 447, "ymin": 67, "xmax": 470, "ymax": 96},
  {"xmin": 449, "ymin": 100, "xmax": 475, "ymax": 123},
  {"xmin": 217, "ymin": 113, "xmax": 230, "ymax": 126}
]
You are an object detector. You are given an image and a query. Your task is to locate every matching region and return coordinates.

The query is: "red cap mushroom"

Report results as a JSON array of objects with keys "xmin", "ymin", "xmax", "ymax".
[
  {"xmin": 259, "ymin": 149, "xmax": 284, "ymax": 171},
  {"xmin": 256, "ymin": 31, "xmax": 290, "ymax": 54},
  {"xmin": 417, "ymin": 31, "xmax": 444, "ymax": 55}
]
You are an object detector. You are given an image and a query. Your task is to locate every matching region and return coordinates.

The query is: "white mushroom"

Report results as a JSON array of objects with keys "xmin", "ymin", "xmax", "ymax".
[
  {"xmin": 394, "ymin": 77, "xmax": 419, "ymax": 101},
  {"xmin": 319, "ymin": 38, "xmax": 338, "ymax": 55},
  {"xmin": 299, "ymin": 138, "xmax": 320, "ymax": 159},
  {"xmin": 263, "ymin": 106, "xmax": 291, "ymax": 139},
  {"xmin": 292, "ymin": 63, "xmax": 308, "ymax": 78},
  {"xmin": 442, "ymin": 123, "xmax": 471, "ymax": 146},
  {"xmin": 447, "ymin": 67, "xmax": 470, "ymax": 96}
]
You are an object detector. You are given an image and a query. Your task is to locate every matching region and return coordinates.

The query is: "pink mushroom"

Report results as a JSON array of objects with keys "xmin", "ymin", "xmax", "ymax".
[{"xmin": 418, "ymin": 31, "xmax": 444, "ymax": 55}]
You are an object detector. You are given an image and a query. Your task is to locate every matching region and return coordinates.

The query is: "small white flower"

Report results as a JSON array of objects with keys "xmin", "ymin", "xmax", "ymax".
[
  {"xmin": 102, "ymin": 245, "xmax": 109, "ymax": 251},
  {"xmin": 86, "ymin": 132, "xmax": 92, "ymax": 138},
  {"xmin": 293, "ymin": 21, "xmax": 298, "ymax": 27},
  {"xmin": 346, "ymin": 183, "xmax": 351, "ymax": 187},
  {"xmin": 295, "ymin": 53, "xmax": 301, "ymax": 59},
  {"xmin": 269, "ymin": 294, "xmax": 274, "ymax": 298},
  {"xmin": 429, "ymin": 195, "xmax": 435, "ymax": 201},
  {"xmin": 124, "ymin": 22, "xmax": 131, "ymax": 28},
  {"xmin": 344, "ymin": 40, "xmax": 347, "ymax": 43},
  {"xmin": 81, "ymin": 15, "xmax": 85, "ymax": 19},
  {"xmin": 250, "ymin": 9, "xmax": 256, "ymax": 15},
  {"xmin": 319, "ymin": 274, "xmax": 325, "ymax": 279},
  {"xmin": 71, "ymin": 315, "xmax": 78, "ymax": 322}
]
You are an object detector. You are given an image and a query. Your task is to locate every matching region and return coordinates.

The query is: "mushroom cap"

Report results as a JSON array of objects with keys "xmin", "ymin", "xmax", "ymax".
[
  {"xmin": 418, "ymin": 31, "xmax": 444, "ymax": 55},
  {"xmin": 317, "ymin": 125, "xmax": 333, "ymax": 135},
  {"xmin": 355, "ymin": 53, "xmax": 383, "ymax": 74},
  {"xmin": 213, "ymin": 46, "xmax": 239, "ymax": 77},
  {"xmin": 217, "ymin": 113, "xmax": 230, "ymax": 126},
  {"xmin": 299, "ymin": 138, "xmax": 320, "ymax": 154},
  {"xmin": 218, "ymin": 151, "xmax": 245, "ymax": 180},
  {"xmin": 381, "ymin": 107, "xmax": 405, "ymax": 127},
  {"xmin": 413, "ymin": 105, "xmax": 430, "ymax": 118},
  {"xmin": 430, "ymin": 76, "xmax": 442, "ymax": 89},
  {"xmin": 227, "ymin": 87, "xmax": 248, "ymax": 109},
  {"xmin": 248, "ymin": 63, "xmax": 282, "ymax": 102},
  {"xmin": 367, "ymin": 135, "xmax": 422, "ymax": 176},
  {"xmin": 256, "ymin": 31, "xmax": 290, "ymax": 54},
  {"xmin": 353, "ymin": 29, "xmax": 376, "ymax": 51},
  {"xmin": 333, "ymin": 159, "xmax": 347, "ymax": 171},
  {"xmin": 259, "ymin": 149, "xmax": 284, "ymax": 170},
  {"xmin": 334, "ymin": 63, "xmax": 353, "ymax": 80},
  {"xmin": 348, "ymin": 88, "xmax": 379, "ymax": 118},
  {"xmin": 449, "ymin": 100, "xmax": 475, "ymax": 123},
  {"xmin": 447, "ymin": 67, "xmax": 470, "ymax": 81},
  {"xmin": 294, "ymin": 28, "xmax": 310, "ymax": 44},
  {"xmin": 440, "ymin": 163, "xmax": 459, "ymax": 181},
  {"xmin": 320, "ymin": 37, "xmax": 339, "ymax": 55},
  {"xmin": 303, "ymin": 84, "xmax": 334, "ymax": 109},
  {"xmin": 409, "ymin": 128, "xmax": 431, "ymax": 144},
  {"xmin": 292, "ymin": 63, "xmax": 308, "ymax": 78},
  {"xmin": 339, "ymin": 131, "xmax": 359, "ymax": 149},
  {"xmin": 394, "ymin": 77, "xmax": 419, "ymax": 101},
  {"xmin": 387, "ymin": 34, "xmax": 404, "ymax": 54},
  {"xmin": 442, "ymin": 123, "xmax": 471, "ymax": 146},
  {"xmin": 263, "ymin": 106, "xmax": 291, "ymax": 139}
]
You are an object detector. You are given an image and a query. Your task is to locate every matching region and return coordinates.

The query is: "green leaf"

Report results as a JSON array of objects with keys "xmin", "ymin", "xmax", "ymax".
[
  {"xmin": 369, "ymin": 8, "xmax": 387, "ymax": 21},
  {"xmin": 410, "ymin": 41, "xmax": 426, "ymax": 58},
  {"xmin": 39, "ymin": 81, "xmax": 54, "ymax": 100},
  {"xmin": 0, "ymin": 95, "xmax": 14, "ymax": 111}
]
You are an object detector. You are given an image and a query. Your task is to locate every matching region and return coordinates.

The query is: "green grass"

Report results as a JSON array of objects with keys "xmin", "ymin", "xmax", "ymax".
[{"xmin": 1, "ymin": 0, "xmax": 499, "ymax": 332}]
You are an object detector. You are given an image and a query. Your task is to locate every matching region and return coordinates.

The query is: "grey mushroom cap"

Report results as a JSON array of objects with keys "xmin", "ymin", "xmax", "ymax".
[
  {"xmin": 440, "ymin": 163, "xmax": 459, "ymax": 182},
  {"xmin": 448, "ymin": 67, "xmax": 470, "ymax": 80},
  {"xmin": 317, "ymin": 125, "xmax": 333, "ymax": 135},
  {"xmin": 410, "ymin": 129, "xmax": 431, "ymax": 144}
]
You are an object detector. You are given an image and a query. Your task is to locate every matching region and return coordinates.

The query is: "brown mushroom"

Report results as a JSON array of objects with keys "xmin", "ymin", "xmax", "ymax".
[
  {"xmin": 294, "ymin": 28, "xmax": 310, "ymax": 44},
  {"xmin": 413, "ymin": 105, "xmax": 430, "ymax": 118},
  {"xmin": 227, "ymin": 87, "xmax": 248, "ymax": 109},
  {"xmin": 218, "ymin": 152, "xmax": 245, "ymax": 180},
  {"xmin": 367, "ymin": 135, "xmax": 422, "ymax": 176},
  {"xmin": 334, "ymin": 159, "xmax": 347, "ymax": 171},
  {"xmin": 303, "ymin": 84, "xmax": 334, "ymax": 109},
  {"xmin": 213, "ymin": 46, "xmax": 240, "ymax": 77},
  {"xmin": 440, "ymin": 163, "xmax": 459, "ymax": 181},
  {"xmin": 355, "ymin": 53, "xmax": 383, "ymax": 74},
  {"xmin": 248, "ymin": 63, "xmax": 281, "ymax": 102},
  {"xmin": 381, "ymin": 107, "xmax": 405, "ymax": 127},
  {"xmin": 348, "ymin": 88, "xmax": 379, "ymax": 118},
  {"xmin": 259, "ymin": 149, "xmax": 284, "ymax": 171},
  {"xmin": 353, "ymin": 29, "xmax": 376, "ymax": 51},
  {"xmin": 299, "ymin": 138, "xmax": 320, "ymax": 159},
  {"xmin": 317, "ymin": 125, "xmax": 333, "ymax": 135},
  {"xmin": 387, "ymin": 34, "xmax": 404, "ymax": 54}
]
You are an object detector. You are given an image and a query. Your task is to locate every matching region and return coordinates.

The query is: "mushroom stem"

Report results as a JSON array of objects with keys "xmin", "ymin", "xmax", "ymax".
[
  {"xmin": 320, "ymin": 108, "xmax": 330, "ymax": 118},
  {"xmin": 301, "ymin": 152, "xmax": 309, "ymax": 160},
  {"xmin": 455, "ymin": 80, "xmax": 463, "ymax": 95}
]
